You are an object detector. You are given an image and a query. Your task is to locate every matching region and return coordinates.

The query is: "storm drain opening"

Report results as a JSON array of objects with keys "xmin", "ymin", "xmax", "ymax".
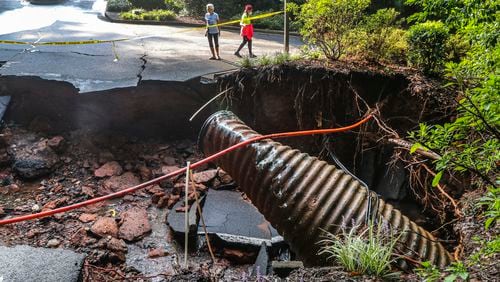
[{"xmin": 0, "ymin": 64, "xmax": 461, "ymax": 279}]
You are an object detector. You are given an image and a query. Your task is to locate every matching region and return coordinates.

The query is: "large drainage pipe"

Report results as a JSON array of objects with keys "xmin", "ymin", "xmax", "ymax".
[{"xmin": 198, "ymin": 111, "xmax": 452, "ymax": 269}]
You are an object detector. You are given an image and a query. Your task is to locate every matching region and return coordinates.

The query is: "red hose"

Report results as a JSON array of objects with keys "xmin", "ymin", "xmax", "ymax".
[{"xmin": 0, "ymin": 114, "xmax": 372, "ymax": 225}]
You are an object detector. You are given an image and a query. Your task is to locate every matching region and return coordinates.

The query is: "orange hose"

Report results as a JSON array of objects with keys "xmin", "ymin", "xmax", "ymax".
[{"xmin": 0, "ymin": 114, "xmax": 372, "ymax": 225}]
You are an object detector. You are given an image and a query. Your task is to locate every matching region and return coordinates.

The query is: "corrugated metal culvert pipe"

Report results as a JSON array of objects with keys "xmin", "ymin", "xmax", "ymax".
[{"xmin": 198, "ymin": 111, "xmax": 453, "ymax": 269}]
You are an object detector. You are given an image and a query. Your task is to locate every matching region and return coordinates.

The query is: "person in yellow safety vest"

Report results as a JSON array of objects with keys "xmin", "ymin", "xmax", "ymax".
[
  {"xmin": 205, "ymin": 3, "xmax": 221, "ymax": 60},
  {"xmin": 234, "ymin": 4, "xmax": 256, "ymax": 58}
]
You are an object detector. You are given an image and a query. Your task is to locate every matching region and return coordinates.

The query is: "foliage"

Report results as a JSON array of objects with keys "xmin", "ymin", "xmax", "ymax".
[
  {"xmin": 318, "ymin": 221, "xmax": 401, "ymax": 279},
  {"xmin": 106, "ymin": 0, "xmax": 132, "ymax": 12},
  {"xmin": 415, "ymin": 261, "xmax": 441, "ymax": 282},
  {"xmin": 477, "ymin": 187, "xmax": 500, "ymax": 229},
  {"xmin": 120, "ymin": 9, "xmax": 176, "ymax": 21},
  {"xmin": 407, "ymin": 0, "xmax": 499, "ymax": 234},
  {"xmin": 346, "ymin": 8, "xmax": 408, "ymax": 63},
  {"xmin": 129, "ymin": 0, "xmax": 166, "ymax": 10},
  {"xmin": 241, "ymin": 52, "xmax": 301, "ymax": 68},
  {"xmin": 182, "ymin": 0, "xmax": 281, "ymax": 18},
  {"xmin": 164, "ymin": 0, "xmax": 184, "ymax": 13},
  {"xmin": 469, "ymin": 236, "xmax": 500, "ymax": 264},
  {"xmin": 297, "ymin": 0, "xmax": 370, "ymax": 60},
  {"xmin": 443, "ymin": 262, "xmax": 469, "ymax": 282},
  {"xmin": 407, "ymin": 21, "xmax": 449, "ymax": 74}
]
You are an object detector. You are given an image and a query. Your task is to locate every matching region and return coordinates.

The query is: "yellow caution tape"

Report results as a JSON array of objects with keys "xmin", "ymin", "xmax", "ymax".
[
  {"xmin": 183, "ymin": 10, "xmax": 284, "ymax": 32},
  {"xmin": 0, "ymin": 38, "xmax": 129, "ymax": 46}
]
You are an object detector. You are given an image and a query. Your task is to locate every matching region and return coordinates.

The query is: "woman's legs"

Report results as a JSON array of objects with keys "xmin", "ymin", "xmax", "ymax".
[
  {"xmin": 207, "ymin": 34, "xmax": 216, "ymax": 59},
  {"xmin": 213, "ymin": 33, "xmax": 220, "ymax": 59},
  {"xmin": 248, "ymin": 38, "xmax": 256, "ymax": 57},
  {"xmin": 234, "ymin": 36, "xmax": 249, "ymax": 57}
]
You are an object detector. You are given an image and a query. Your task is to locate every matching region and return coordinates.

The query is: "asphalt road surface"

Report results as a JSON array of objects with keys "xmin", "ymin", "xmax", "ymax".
[{"xmin": 0, "ymin": 0, "xmax": 301, "ymax": 92}]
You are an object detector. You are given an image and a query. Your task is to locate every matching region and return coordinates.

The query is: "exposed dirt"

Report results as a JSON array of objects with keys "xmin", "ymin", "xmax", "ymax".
[{"xmin": 0, "ymin": 125, "xmax": 249, "ymax": 281}]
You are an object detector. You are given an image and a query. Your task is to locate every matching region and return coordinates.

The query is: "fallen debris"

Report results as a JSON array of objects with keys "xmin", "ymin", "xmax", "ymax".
[
  {"xmin": 118, "ymin": 207, "xmax": 151, "ymax": 241},
  {"xmin": 91, "ymin": 217, "xmax": 119, "ymax": 238}
]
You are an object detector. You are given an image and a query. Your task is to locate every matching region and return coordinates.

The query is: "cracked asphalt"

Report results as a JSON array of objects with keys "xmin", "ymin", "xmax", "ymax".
[{"xmin": 0, "ymin": 0, "xmax": 302, "ymax": 93}]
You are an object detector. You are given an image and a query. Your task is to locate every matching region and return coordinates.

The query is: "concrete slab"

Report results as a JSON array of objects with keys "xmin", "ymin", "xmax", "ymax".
[
  {"xmin": 200, "ymin": 190, "xmax": 283, "ymax": 246},
  {"xmin": 0, "ymin": 245, "xmax": 86, "ymax": 282},
  {"xmin": 0, "ymin": 96, "xmax": 11, "ymax": 120}
]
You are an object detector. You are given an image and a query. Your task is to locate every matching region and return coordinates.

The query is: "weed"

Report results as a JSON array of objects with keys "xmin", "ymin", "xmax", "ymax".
[
  {"xmin": 477, "ymin": 186, "xmax": 500, "ymax": 229},
  {"xmin": 318, "ymin": 220, "xmax": 401, "ymax": 279},
  {"xmin": 415, "ymin": 261, "xmax": 441, "ymax": 282}
]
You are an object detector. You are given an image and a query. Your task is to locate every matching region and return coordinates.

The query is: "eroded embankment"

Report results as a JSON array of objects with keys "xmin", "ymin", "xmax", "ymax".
[
  {"xmin": 0, "ymin": 75, "xmax": 217, "ymax": 139},
  {"xmin": 217, "ymin": 63, "xmax": 459, "ymax": 243}
]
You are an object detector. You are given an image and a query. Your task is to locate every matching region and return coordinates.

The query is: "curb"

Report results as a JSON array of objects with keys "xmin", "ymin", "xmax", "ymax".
[{"xmin": 104, "ymin": 12, "xmax": 301, "ymax": 37}]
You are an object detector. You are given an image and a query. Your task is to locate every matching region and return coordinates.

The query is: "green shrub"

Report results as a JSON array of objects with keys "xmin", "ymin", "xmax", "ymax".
[
  {"xmin": 318, "ymin": 221, "xmax": 401, "ymax": 279},
  {"xmin": 477, "ymin": 187, "xmax": 500, "ymax": 229},
  {"xmin": 297, "ymin": 0, "xmax": 370, "ymax": 60},
  {"xmin": 182, "ymin": 0, "xmax": 281, "ymax": 18},
  {"xmin": 407, "ymin": 21, "xmax": 449, "ymax": 75},
  {"xmin": 107, "ymin": 0, "xmax": 132, "ymax": 12},
  {"xmin": 129, "ymin": 0, "xmax": 165, "ymax": 10},
  {"xmin": 362, "ymin": 8, "xmax": 407, "ymax": 62},
  {"xmin": 164, "ymin": 0, "xmax": 183, "ymax": 13},
  {"xmin": 120, "ymin": 9, "xmax": 176, "ymax": 21}
]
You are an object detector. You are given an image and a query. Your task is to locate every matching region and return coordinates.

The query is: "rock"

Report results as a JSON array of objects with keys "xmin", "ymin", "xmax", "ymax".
[
  {"xmin": 81, "ymin": 185, "xmax": 95, "ymax": 197},
  {"xmin": 0, "ymin": 245, "xmax": 86, "ymax": 282},
  {"xmin": 0, "ymin": 206, "xmax": 5, "ymax": 217},
  {"xmin": 94, "ymin": 161, "xmax": 123, "ymax": 178},
  {"xmin": 163, "ymin": 156, "xmax": 177, "ymax": 166},
  {"xmin": 47, "ymin": 136, "xmax": 66, "ymax": 153},
  {"xmin": 4, "ymin": 183, "xmax": 20, "ymax": 193},
  {"xmin": 138, "ymin": 165, "xmax": 152, "ymax": 181},
  {"xmin": 157, "ymin": 195, "xmax": 171, "ymax": 208},
  {"xmin": 31, "ymin": 204, "xmax": 40, "ymax": 212},
  {"xmin": 102, "ymin": 172, "xmax": 140, "ymax": 194},
  {"xmin": 118, "ymin": 207, "xmax": 151, "ymax": 241},
  {"xmin": 271, "ymin": 261, "xmax": 304, "ymax": 278},
  {"xmin": 161, "ymin": 166, "xmax": 181, "ymax": 175},
  {"xmin": 79, "ymin": 213, "xmax": 97, "ymax": 223},
  {"xmin": 46, "ymin": 239, "xmax": 61, "ymax": 248},
  {"xmin": 192, "ymin": 169, "xmax": 218, "ymax": 184},
  {"xmin": 11, "ymin": 140, "xmax": 59, "ymax": 179},
  {"xmin": 91, "ymin": 217, "xmax": 118, "ymax": 238},
  {"xmin": 148, "ymin": 248, "xmax": 169, "ymax": 258},
  {"xmin": 218, "ymin": 169, "xmax": 233, "ymax": 184},
  {"xmin": 222, "ymin": 248, "xmax": 257, "ymax": 264},
  {"xmin": 42, "ymin": 196, "xmax": 69, "ymax": 212},
  {"xmin": 106, "ymin": 238, "xmax": 128, "ymax": 253}
]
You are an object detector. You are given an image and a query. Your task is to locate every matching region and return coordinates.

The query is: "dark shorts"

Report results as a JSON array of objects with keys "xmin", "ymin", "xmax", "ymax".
[{"xmin": 207, "ymin": 33, "xmax": 219, "ymax": 48}]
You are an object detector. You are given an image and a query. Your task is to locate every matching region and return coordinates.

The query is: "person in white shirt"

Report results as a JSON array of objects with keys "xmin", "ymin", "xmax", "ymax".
[{"xmin": 205, "ymin": 4, "xmax": 221, "ymax": 60}]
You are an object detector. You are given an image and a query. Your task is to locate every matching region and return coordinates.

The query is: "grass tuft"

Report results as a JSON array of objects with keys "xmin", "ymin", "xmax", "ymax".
[{"xmin": 318, "ymin": 220, "xmax": 401, "ymax": 279}]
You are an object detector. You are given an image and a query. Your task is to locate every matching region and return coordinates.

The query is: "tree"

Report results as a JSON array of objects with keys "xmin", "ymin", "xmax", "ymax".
[{"xmin": 297, "ymin": 0, "xmax": 370, "ymax": 60}]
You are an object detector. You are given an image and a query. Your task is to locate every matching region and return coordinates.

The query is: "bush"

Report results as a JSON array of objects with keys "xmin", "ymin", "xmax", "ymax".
[
  {"xmin": 107, "ymin": 0, "xmax": 132, "ymax": 12},
  {"xmin": 182, "ymin": 0, "xmax": 281, "ymax": 18},
  {"xmin": 120, "ymin": 9, "xmax": 176, "ymax": 21},
  {"xmin": 297, "ymin": 0, "xmax": 370, "ymax": 60},
  {"xmin": 345, "ymin": 8, "xmax": 407, "ymax": 63},
  {"xmin": 164, "ymin": 0, "xmax": 183, "ymax": 13},
  {"xmin": 129, "ymin": 0, "xmax": 165, "ymax": 10},
  {"xmin": 407, "ymin": 21, "xmax": 449, "ymax": 75}
]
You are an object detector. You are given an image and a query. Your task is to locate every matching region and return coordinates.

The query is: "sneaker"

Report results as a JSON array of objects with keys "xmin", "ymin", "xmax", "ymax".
[
  {"xmin": 249, "ymin": 53, "xmax": 257, "ymax": 58},
  {"xmin": 234, "ymin": 52, "xmax": 242, "ymax": 58},
  {"xmin": 209, "ymin": 56, "xmax": 216, "ymax": 60}
]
